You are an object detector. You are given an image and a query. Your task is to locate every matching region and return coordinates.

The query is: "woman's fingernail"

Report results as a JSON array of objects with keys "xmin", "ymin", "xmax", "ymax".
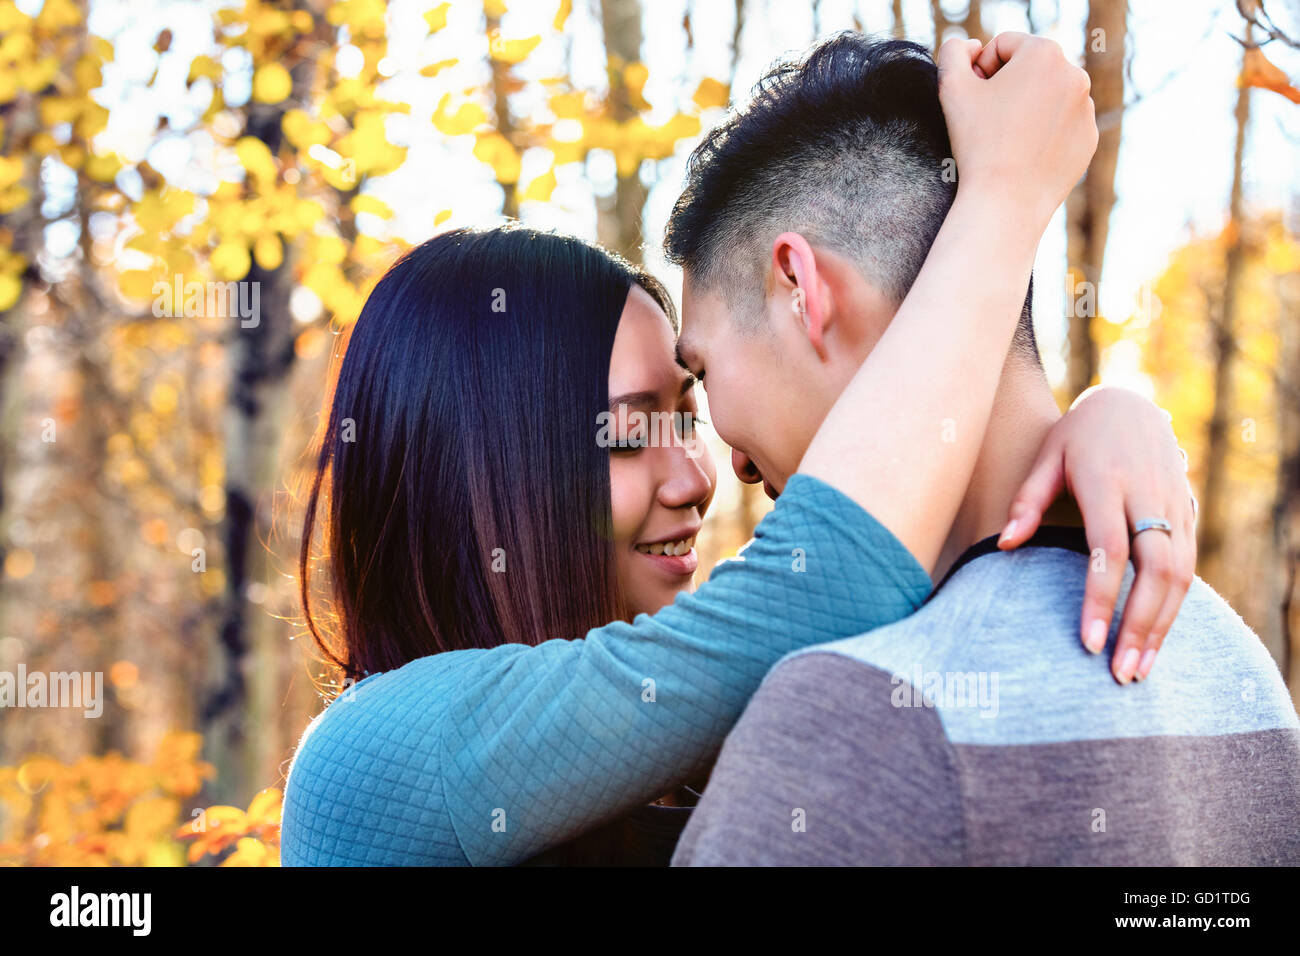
[
  {"xmin": 1117, "ymin": 647, "xmax": 1140, "ymax": 684},
  {"xmin": 1136, "ymin": 648, "xmax": 1157, "ymax": 681},
  {"xmin": 1085, "ymin": 619, "xmax": 1108, "ymax": 654},
  {"xmin": 998, "ymin": 519, "xmax": 1018, "ymax": 546}
]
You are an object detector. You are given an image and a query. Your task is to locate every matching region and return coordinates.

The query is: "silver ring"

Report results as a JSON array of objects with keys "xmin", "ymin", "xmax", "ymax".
[{"xmin": 1133, "ymin": 517, "xmax": 1173, "ymax": 537}]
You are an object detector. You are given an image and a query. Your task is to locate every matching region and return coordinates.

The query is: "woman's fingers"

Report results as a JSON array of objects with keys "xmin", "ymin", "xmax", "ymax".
[
  {"xmin": 1133, "ymin": 490, "xmax": 1198, "ymax": 681},
  {"xmin": 1075, "ymin": 480, "xmax": 1130, "ymax": 657},
  {"xmin": 1111, "ymin": 524, "xmax": 1174, "ymax": 683},
  {"xmin": 973, "ymin": 31, "xmax": 1033, "ymax": 78},
  {"xmin": 998, "ymin": 435, "xmax": 1065, "ymax": 549}
]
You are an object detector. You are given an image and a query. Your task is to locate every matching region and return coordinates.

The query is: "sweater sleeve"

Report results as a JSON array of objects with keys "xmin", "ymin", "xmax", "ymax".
[{"xmin": 439, "ymin": 474, "xmax": 931, "ymax": 864}]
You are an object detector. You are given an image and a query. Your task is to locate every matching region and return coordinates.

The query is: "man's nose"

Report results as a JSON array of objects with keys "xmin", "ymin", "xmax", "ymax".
[{"xmin": 731, "ymin": 448, "xmax": 762, "ymax": 484}]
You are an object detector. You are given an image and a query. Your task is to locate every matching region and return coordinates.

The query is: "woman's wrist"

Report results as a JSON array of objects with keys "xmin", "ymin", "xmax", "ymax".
[{"xmin": 948, "ymin": 183, "xmax": 1048, "ymax": 261}]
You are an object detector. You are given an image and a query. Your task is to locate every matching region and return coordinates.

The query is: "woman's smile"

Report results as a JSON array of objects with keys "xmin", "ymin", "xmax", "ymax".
[{"xmin": 633, "ymin": 528, "xmax": 700, "ymax": 577}]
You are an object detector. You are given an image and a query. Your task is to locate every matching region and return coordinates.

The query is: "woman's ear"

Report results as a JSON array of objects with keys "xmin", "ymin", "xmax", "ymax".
[{"xmin": 771, "ymin": 231, "xmax": 830, "ymax": 362}]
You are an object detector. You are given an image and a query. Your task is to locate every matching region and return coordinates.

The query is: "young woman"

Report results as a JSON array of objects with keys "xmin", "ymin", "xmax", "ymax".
[{"xmin": 281, "ymin": 36, "xmax": 1192, "ymax": 866}]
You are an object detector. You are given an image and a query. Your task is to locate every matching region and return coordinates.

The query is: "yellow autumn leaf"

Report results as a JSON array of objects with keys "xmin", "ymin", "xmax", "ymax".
[
  {"xmin": 424, "ymin": 2, "xmax": 450, "ymax": 32},
  {"xmin": 75, "ymin": 102, "xmax": 109, "ymax": 140},
  {"xmin": 58, "ymin": 144, "xmax": 85, "ymax": 169},
  {"xmin": 117, "ymin": 269, "xmax": 157, "ymax": 302},
  {"xmin": 0, "ymin": 155, "xmax": 22, "ymax": 190},
  {"xmin": 282, "ymin": 109, "xmax": 330, "ymax": 149},
  {"xmin": 624, "ymin": 62, "xmax": 650, "ymax": 110},
  {"xmin": 188, "ymin": 54, "xmax": 223, "ymax": 85},
  {"xmin": 420, "ymin": 57, "xmax": 458, "ymax": 78},
  {"xmin": 489, "ymin": 32, "xmax": 541, "ymax": 65},
  {"xmin": 38, "ymin": 95, "xmax": 80, "ymax": 126},
  {"xmin": 150, "ymin": 382, "xmax": 178, "ymax": 415},
  {"xmin": 432, "ymin": 96, "xmax": 488, "ymax": 136},
  {"xmin": 473, "ymin": 131, "xmax": 521, "ymax": 184},
  {"xmin": 252, "ymin": 63, "xmax": 292, "ymax": 104},
  {"xmin": 211, "ymin": 242, "xmax": 251, "ymax": 280},
  {"xmin": 484, "ymin": 0, "xmax": 508, "ymax": 17},
  {"xmin": 245, "ymin": 787, "xmax": 282, "ymax": 824},
  {"xmin": 221, "ymin": 836, "xmax": 274, "ymax": 866},
  {"xmin": 692, "ymin": 77, "xmax": 729, "ymax": 110},
  {"xmin": 350, "ymin": 194, "xmax": 394, "ymax": 219},
  {"xmin": 554, "ymin": 0, "xmax": 571, "ymax": 30},
  {"xmin": 235, "ymin": 137, "xmax": 277, "ymax": 185},
  {"xmin": 0, "ymin": 273, "xmax": 20, "ymax": 312},
  {"xmin": 85, "ymin": 151, "xmax": 123, "ymax": 182},
  {"xmin": 434, "ymin": 208, "xmax": 452, "ymax": 226},
  {"xmin": 73, "ymin": 54, "xmax": 103, "ymax": 92},
  {"xmin": 521, "ymin": 167, "xmax": 556, "ymax": 203},
  {"xmin": 254, "ymin": 234, "xmax": 283, "ymax": 270}
]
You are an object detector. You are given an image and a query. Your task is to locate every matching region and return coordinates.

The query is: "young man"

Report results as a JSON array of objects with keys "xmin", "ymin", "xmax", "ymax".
[{"xmin": 666, "ymin": 32, "xmax": 1300, "ymax": 865}]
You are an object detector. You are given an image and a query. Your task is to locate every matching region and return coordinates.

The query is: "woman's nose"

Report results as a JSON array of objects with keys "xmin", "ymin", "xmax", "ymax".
[{"xmin": 659, "ymin": 443, "xmax": 715, "ymax": 510}]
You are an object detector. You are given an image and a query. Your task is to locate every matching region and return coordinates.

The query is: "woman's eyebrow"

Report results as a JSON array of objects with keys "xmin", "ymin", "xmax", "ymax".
[
  {"xmin": 609, "ymin": 375, "xmax": 696, "ymax": 411},
  {"xmin": 608, "ymin": 390, "xmax": 659, "ymax": 410}
]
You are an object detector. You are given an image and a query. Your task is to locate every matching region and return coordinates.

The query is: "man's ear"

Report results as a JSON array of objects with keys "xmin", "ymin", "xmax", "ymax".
[{"xmin": 771, "ymin": 231, "xmax": 831, "ymax": 361}]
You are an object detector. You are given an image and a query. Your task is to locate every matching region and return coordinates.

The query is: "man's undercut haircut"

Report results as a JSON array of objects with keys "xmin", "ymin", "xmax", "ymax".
[{"xmin": 664, "ymin": 32, "xmax": 1039, "ymax": 363}]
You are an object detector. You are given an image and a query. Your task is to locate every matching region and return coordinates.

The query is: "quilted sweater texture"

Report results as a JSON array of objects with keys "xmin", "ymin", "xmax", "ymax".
[{"xmin": 280, "ymin": 474, "xmax": 931, "ymax": 865}]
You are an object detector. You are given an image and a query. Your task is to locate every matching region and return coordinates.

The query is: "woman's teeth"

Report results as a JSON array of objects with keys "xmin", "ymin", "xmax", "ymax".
[{"xmin": 636, "ymin": 536, "xmax": 696, "ymax": 557}]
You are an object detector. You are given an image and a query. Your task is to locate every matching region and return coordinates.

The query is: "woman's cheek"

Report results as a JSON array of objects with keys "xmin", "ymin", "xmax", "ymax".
[{"xmin": 608, "ymin": 456, "xmax": 648, "ymax": 549}]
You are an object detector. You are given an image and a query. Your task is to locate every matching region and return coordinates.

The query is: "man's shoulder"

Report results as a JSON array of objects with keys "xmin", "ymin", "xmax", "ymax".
[{"xmin": 761, "ymin": 549, "xmax": 1298, "ymax": 748}]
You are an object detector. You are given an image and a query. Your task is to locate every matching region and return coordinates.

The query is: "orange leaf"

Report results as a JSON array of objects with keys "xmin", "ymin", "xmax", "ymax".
[{"xmin": 1241, "ymin": 47, "xmax": 1300, "ymax": 104}]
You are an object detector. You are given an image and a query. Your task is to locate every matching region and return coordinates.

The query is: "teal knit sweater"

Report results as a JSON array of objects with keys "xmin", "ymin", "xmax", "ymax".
[{"xmin": 280, "ymin": 475, "xmax": 931, "ymax": 865}]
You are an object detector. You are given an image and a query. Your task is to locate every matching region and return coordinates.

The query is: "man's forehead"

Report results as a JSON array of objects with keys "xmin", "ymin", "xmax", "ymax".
[
  {"xmin": 678, "ymin": 272, "xmax": 725, "ymax": 336},
  {"xmin": 675, "ymin": 275, "xmax": 715, "ymax": 365}
]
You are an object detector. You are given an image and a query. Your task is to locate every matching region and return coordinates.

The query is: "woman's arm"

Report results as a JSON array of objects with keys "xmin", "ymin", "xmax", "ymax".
[
  {"xmin": 284, "ymin": 475, "xmax": 933, "ymax": 866},
  {"xmin": 435, "ymin": 475, "xmax": 931, "ymax": 865}
]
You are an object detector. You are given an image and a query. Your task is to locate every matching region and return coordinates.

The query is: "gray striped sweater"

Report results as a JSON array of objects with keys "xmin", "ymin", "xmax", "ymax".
[{"xmin": 672, "ymin": 527, "xmax": 1300, "ymax": 866}]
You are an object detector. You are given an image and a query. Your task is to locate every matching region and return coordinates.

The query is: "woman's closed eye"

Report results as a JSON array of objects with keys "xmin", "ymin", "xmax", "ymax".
[{"xmin": 676, "ymin": 410, "xmax": 708, "ymax": 442}]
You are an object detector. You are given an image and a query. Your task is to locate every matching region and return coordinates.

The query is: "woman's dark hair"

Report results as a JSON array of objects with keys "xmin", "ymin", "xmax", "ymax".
[{"xmin": 299, "ymin": 225, "xmax": 675, "ymax": 689}]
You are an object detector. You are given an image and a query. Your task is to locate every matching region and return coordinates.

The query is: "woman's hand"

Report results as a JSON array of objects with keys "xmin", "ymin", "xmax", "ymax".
[
  {"xmin": 999, "ymin": 387, "xmax": 1196, "ymax": 684},
  {"xmin": 940, "ymin": 32, "xmax": 1098, "ymax": 236}
]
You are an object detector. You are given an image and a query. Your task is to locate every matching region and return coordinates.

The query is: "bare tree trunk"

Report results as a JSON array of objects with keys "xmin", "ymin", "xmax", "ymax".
[
  {"xmin": 1065, "ymin": 0, "xmax": 1125, "ymax": 398},
  {"xmin": 598, "ymin": 0, "xmax": 647, "ymax": 263},
  {"xmin": 206, "ymin": 44, "xmax": 317, "ymax": 801},
  {"xmin": 931, "ymin": 0, "xmax": 985, "ymax": 53},
  {"xmin": 962, "ymin": 0, "xmax": 986, "ymax": 45},
  {"xmin": 892, "ymin": 0, "xmax": 905, "ymax": 38},
  {"xmin": 0, "ymin": 92, "xmax": 43, "ymax": 635},
  {"xmin": 1198, "ymin": 39, "xmax": 1252, "ymax": 586},
  {"xmin": 488, "ymin": 10, "xmax": 519, "ymax": 220}
]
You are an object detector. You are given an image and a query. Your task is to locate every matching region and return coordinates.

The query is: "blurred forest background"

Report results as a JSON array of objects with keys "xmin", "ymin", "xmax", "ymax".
[{"xmin": 0, "ymin": 0, "xmax": 1298, "ymax": 865}]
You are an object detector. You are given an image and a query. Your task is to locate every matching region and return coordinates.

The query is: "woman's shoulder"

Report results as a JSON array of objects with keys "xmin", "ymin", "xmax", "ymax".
[{"xmin": 281, "ymin": 650, "xmax": 494, "ymax": 866}]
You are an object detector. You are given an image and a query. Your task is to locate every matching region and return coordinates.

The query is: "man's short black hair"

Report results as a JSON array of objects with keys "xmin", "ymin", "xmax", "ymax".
[{"xmin": 663, "ymin": 32, "xmax": 1038, "ymax": 362}]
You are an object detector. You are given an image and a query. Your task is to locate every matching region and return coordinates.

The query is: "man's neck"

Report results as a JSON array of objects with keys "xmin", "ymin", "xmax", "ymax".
[{"xmin": 932, "ymin": 355, "xmax": 1080, "ymax": 583}]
